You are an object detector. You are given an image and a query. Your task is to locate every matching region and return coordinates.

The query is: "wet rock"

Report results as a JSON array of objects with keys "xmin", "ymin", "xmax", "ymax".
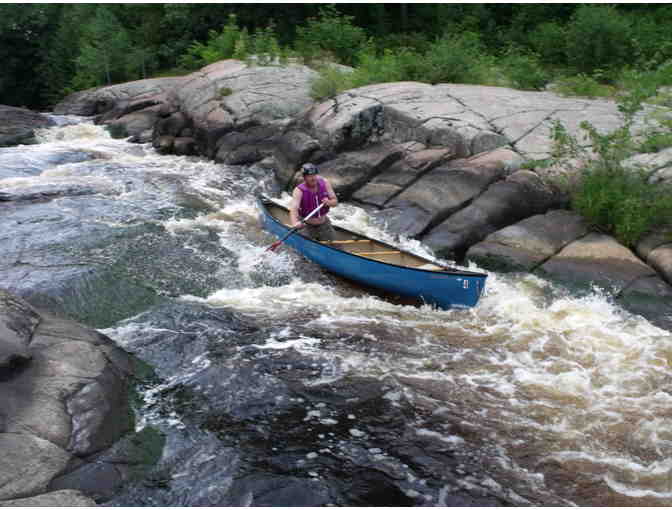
[
  {"xmin": 215, "ymin": 125, "xmax": 280, "ymax": 165},
  {"xmin": 153, "ymin": 135, "xmax": 174, "ymax": 154},
  {"xmin": 173, "ymin": 60, "xmax": 317, "ymax": 158},
  {"xmin": 466, "ymin": 209, "xmax": 589, "ymax": 272},
  {"xmin": 312, "ymin": 143, "xmax": 403, "ymax": 200},
  {"xmin": 0, "ymin": 289, "xmax": 39, "ymax": 373},
  {"xmin": 538, "ymin": 233, "xmax": 657, "ymax": 294},
  {"xmin": 353, "ymin": 145, "xmax": 452, "ymax": 207},
  {"xmin": 155, "ymin": 111, "xmax": 190, "ymax": 138},
  {"xmin": 0, "ymin": 489, "xmax": 96, "ymax": 506},
  {"xmin": 422, "ymin": 170, "xmax": 560, "ymax": 258},
  {"xmin": 0, "ymin": 105, "xmax": 54, "ymax": 147},
  {"xmin": 618, "ymin": 275, "xmax": 672, "ymax": 331},
  {"xmin": 0, "ymin": 433, "xmax": 71, "ymax": 500},
  {"xmin": 374, "ymin": 148, "xmax": 523, "ymax": 238},
  {"xmin": 0, "ymin": 290, "xmax": 140, "ymax": 503},
  {"xmin": 54, "ymin": 77, "xmax": 185, "ymax": 117},
  {"xmin": 636, "ymin": 230, "xmax": 672, "ymax": 285},
  {"xmin": 107, "ymin": 106, "xmax": 162, "ymax": 139},
  {"xmin": 273, "ymin": 130, "xmax": 321, "ymax": 187},
  {"xmin": 173, "ymin": 137, "xmax": 196, "ymax": 156}
]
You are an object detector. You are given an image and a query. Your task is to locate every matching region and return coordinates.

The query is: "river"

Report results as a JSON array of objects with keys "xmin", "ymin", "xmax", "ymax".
[{"xmin": 2, "ymin": 118, "xmax": 671, "ymax": 506}]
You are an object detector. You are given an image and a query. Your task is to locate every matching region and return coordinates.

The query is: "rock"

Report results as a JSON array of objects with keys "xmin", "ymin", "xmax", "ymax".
[
  {"xmin": 174, "ymin": 60, "xmax": 318, "ymax": 158},
  {"xmin": 153, "ymin": 135, "xmax": 175, "ymax": 154},
  {"xmin": 0, "ymin": 433, "xmax": 71, "ymax": 500},
  {"xmin": 646, "ymin": 243, "xmax": 672, "ymax": 285},
  {"xmin": 538, "ymin": 233, "xmax": 657, "ymax": 293},
  {"xmin": 54, "ymin": 77, "xmax": 186, "ymax": 117},
  {"xmin": 374, "ymin": 148, "xmax": 523, "ymax": 238},
  {"xmin": 107, "ymin": 106, "xmax": 162, "ymax": 139},
  {"xmin": 618, "ymin": 275, "xmax": 672, "ymax": 331},
  {"xmin": 0, "ymin": 105, "xmax": 54, "ymax": 147},
  {"xmin": 353, "ymin": 145, "xmax": 452, "ymax": 207},
  {"xmin": 422, "ymin": 170, "xmax": 559, "ymax": 258},
  {"xmin": 173, "ymin": 137, "xmax": 197, "ymax": 156},
  {"xmin": 215, "ymin": 125, "xmax": 280, "ymax": 165},
  {"xmin": 0, "ymin": 489, "xmax": 96, "ymax": 506},
  {"xmin": 311, "ymin": 143, "xmax": 403, "ymax": 200},
  {"xmin": 466, "ymin": 210, "xmax": 589, "ymax": 272},
  {"xmin": 0, "ymin": 291, "xmax": 137, "ymax": 502},
  {"xmin": 623, "ymin": 147, "xmax": 672, "ymax": 185},
  {"xmin": 273, "ymin": 131, "xmax": 321, "ymax": 187},
  {"xmin": 0, "ymin": 289, "xmax": 40, "ymax": 372},
  {"xmin": 154, "ymin": 112, "xmax": 191, "ymax": 138}
]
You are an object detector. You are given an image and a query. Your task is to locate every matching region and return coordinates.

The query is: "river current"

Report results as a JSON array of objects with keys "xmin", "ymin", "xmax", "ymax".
[{"xmin": 2, "ymin": 118, "xmax": 672, "ymax": 506}]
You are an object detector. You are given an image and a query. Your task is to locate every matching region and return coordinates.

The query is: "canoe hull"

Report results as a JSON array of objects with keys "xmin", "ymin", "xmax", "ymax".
[{"xmin": 259, "ymin": 198, "xmax": 486, "ymax": 309}]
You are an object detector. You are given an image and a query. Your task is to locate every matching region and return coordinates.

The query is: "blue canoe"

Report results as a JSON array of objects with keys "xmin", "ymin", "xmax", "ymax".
[{"xmin": 258, "ymin": 196, "xmax": 487, "ymax": 309}]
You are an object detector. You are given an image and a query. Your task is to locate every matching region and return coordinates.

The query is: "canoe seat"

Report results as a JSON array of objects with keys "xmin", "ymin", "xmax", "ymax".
[{"xmin": 354, "ymin": 250, "xmax": 401, "ymax": 256}]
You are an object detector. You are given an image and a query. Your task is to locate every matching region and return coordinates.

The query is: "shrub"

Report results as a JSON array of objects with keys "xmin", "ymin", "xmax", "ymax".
[
  {"xmin": 295, "ymin": 5, "xmax": 367, "ymax": 66},
  {"xmin": 309, "ymin": 65, "xmax": 354, "ymax": 102},
  {"xmin": 178, "ymin": 14, "xmax": 245, "ymax": 69},
  {"xmin": 528, "ymin": 21, "xmax": 567, "ymax": 66},
  {"xmin": 350, "ymin": 48, "xmax": 420, "ymax": 88},
  {"xmin": 421, "ymin": 31, "xmax": 494, "ymax": 85},
  {"xmin": 501, "ymin": 50, "xmax": 549, "ymax": 90},
  {"xmin": 564, "ymin": 5, "xmax": 634, "ymax": 75},
  {"xmin": 549, "ymin": 90, "xmax": 672, "ymax": 247},
  {"xmin": 554, "ymin": 73, "xmax": 613, "ymax": 98}
]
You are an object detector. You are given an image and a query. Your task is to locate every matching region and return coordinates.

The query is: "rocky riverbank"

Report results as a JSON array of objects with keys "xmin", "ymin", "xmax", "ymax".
[
  {"xmin": 45, "ymin": 59, "xmax": 672, "ymax": 329},
  {"xmin": 0, "ymin": 289, "xmax": 161, "ymax": 505}
]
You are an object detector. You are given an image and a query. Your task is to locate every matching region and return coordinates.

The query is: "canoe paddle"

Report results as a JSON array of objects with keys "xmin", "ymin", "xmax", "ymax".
[{"xmin": 266, "ymin": 202, "xmax": 325, "ymax": 252}]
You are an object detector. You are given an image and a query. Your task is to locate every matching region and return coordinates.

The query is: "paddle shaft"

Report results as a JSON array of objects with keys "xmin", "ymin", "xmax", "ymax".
[{"xmin": 266, "ymin": 202, "xmax": 326, "ymax": 251}]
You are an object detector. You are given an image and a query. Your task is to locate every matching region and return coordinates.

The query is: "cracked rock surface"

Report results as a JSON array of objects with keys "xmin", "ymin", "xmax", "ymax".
[{"xmin": 0, "ymin": 291, "xmax": 142, "ymax": 504}]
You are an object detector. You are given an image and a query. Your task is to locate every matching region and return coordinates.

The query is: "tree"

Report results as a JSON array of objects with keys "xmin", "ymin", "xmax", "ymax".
[{"xmin": 73, "ymin": 7, "xmax": 132, "ymax": 88}]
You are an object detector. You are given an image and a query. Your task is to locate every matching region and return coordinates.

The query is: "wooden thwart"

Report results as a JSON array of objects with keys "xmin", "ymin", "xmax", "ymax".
[
  {"xmin": 323, "ymin": 239, "xmax": 370, "ymax": 244},
  {"xmin": 354, "ymin": 250, "xmax": 401, "ymax": 256}
]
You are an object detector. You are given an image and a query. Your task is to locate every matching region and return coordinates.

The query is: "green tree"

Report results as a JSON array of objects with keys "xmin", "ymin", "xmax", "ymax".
[
  {"xmin": 564, "ymin": 5, "xmax": 634, "ymax": 77},
  {"xmin": 73, "ymin": 7, "xmax": 133, "ymax": 88}
]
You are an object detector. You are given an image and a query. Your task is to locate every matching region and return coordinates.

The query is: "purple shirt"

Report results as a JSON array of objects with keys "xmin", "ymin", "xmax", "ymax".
[{"xmin": 298, "ymin": 177, "xmax": 330, "ymax": 219}]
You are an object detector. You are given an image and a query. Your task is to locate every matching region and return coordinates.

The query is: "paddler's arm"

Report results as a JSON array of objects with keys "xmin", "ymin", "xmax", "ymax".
[
  {"xmin": 289, "ymin": 187, "xmax": 304, "ymax": 229},
  {"xmin": 323, "ymin": 179, "xmax": 338, "ymax": 207}
]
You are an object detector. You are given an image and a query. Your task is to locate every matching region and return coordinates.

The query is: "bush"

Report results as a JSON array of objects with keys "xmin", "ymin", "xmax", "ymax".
[
  {"xmin": 554, "ymin": 73, "xmax": 613, "ymax": 98},
  {"xmin": 528, "ymin": 21, "xmax": 567, "ymax": 66},
  {"xmin": 501, "ymin": 50, "xmax": 549, "ymax": 90},
  {"xmin": 295, "ymin": 5, "xmax": 367, "ymax": 66},
  {"xmin": 309, "ymin": 65, "xmax": 353, "ymax": 102},
  {"xmin": 570, "ymin": 164, "xmax": 672, "ymax": 247},
  {"xmin": 350, "ymin": 48, "xmax": 420, "ymax": 88},
  {"xmin": 549, "ymin": 91, "xmax": 672, "ymax": 247},
  {"xmin": 421, "ymin": 31, "xmax": 494, "ymax": 85},
  {"xmin": 564, "ymin": 5, "xmax": 634, "ymax": 75}
]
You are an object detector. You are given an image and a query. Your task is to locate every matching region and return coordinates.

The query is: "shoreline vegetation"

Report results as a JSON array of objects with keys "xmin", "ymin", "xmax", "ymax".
[{"xmin": 3, "ymin": 3, "xmax": 671, "ymax": 247}]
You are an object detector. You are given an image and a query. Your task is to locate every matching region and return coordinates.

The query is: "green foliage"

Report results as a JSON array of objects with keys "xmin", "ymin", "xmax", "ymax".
[
  {"xmin": 528, "ymin": 22, "xmax": 567, "ymax": 66},
  {"xmin": 501, "ymin": 50, "xmax": 549, "ymax": 90},
  {"xmin": 309, "ymin": 65, "xmax": 353, "ymax": 101},
  {"xmin": 564, "ymin": 5, "xmax": 634, "ymax": 75},
  {"xmin": 73, "ymin": 7, "xmax": 133, "ymax": 88},
  {"xmin": 421, "ymin": 32, "xmax": 495, "ymax": 85},
  {"xmin": 549, "ymin": 90, "xmax": 672, "ymax": 247},
  {"xmin": 295, "ymin": 5, "xmax": 367, "ymax": 66},
  {"xmin": 554, "ymin": 73, "xmax": 614, "ymax": 98},
  {"xmin": 218, "ymin": 87, "xmax": 233, "ymax": 98}
]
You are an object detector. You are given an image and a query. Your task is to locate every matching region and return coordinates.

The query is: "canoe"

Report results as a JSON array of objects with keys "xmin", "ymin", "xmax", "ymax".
[{"xmin": 258, "ymin": 196, "xmax": 487, "ymax": 309}]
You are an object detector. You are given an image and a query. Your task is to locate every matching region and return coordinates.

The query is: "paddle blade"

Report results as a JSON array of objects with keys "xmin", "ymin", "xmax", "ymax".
[{"xmin": 266, "ymin": 240, "xmax": 282, "ymax": 252}]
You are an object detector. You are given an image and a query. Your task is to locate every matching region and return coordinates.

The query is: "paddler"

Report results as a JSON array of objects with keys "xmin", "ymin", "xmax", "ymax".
[{"xmin": 289, "ymin": 163, "xmax": 338, "ymax": 242}]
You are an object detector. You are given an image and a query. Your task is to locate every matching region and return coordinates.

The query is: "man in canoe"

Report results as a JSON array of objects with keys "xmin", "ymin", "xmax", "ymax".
[{"xmin": 289, "ymin": 163, "xmax": 339, "ymax": 242}]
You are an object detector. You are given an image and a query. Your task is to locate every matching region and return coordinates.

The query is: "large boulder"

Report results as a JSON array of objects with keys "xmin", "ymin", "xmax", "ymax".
[
  {"xmin": 53, "ymin": 77, "xmax": 186, "ymax": 117},
  {"xmin": 422, "ymin": 170, "xmax": 561, "ymax": 258},
  {"xmin": 0, "ymin": 291, "xmax": 138, "ymax": 503},
  {"xmin": 0, "ymin": 105, "xmax": 54, "ymax": 147},
  {"xmin": 304, "ymin": 82, "xmax": 507, "ymax": 156},
  {"xmin": 170, "ymin": 60, "xmax": 318, "ymax": 159},
  {"xmin": 0, "ymin": 289, "xmax": 40, "ymax": 373},
  {"xmin": 538, "ymin": 233, "xmax": 657, "ymax": 293},
  {"xmin": 371, "ymin": 148, "xmax": 523, "ymax": 238},
  {"xmin": 466, "ymin": 210, "xmax": 589, "ymax": 272},
  {"xmin": 312, "ymin": 143, "xmax": 404, "ymax": 200}
]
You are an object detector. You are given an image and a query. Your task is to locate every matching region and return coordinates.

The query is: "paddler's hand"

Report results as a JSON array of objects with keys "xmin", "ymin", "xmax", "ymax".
[{"xmin": 293, "ymin": 221, "xmax": 305, "ymax": 229}]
